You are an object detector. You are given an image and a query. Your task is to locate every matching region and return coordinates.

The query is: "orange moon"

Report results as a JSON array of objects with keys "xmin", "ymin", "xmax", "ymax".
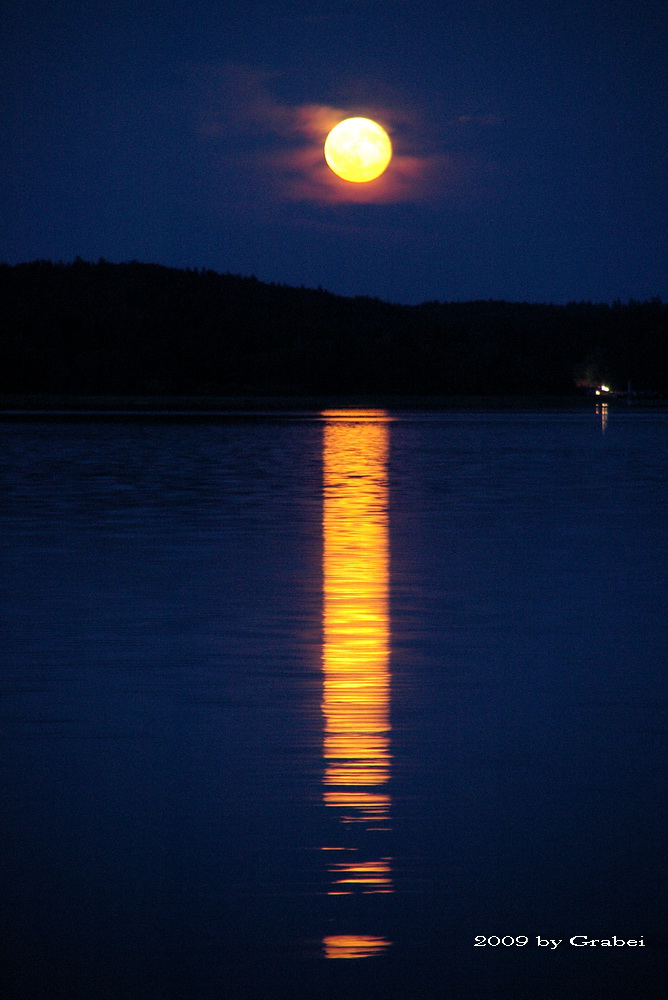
[{"xmin": 324, "ymin": 117, "xmax": 392, "ymax": 183}]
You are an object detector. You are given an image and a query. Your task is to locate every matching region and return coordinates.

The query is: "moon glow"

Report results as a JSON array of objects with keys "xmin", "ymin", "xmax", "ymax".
[{"xmin": 324, "ymin": 117, "xmax": 392, "ymax": 183}]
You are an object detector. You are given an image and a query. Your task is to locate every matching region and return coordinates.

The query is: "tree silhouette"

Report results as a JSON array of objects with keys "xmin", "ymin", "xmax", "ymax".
[{"xmin": 0, "ymin": 260, "xmax": 665, "ymax": 398}]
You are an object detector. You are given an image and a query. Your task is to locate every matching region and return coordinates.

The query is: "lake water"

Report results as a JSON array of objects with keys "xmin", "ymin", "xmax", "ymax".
[{"xmin": 1, "ymin": 406, "xmax": 666, "ymax": 999}]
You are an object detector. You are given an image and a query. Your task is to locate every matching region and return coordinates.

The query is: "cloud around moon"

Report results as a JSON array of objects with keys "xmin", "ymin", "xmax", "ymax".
[{"xmin": 196, "ymin": 63, "xmax": 451, "ymax": 205}]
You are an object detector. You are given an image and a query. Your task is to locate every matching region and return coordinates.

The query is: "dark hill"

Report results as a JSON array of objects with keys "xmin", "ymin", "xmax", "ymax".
[{"xmin": 1, "ymin": 258, "xmax": 666, "ymax": 397}]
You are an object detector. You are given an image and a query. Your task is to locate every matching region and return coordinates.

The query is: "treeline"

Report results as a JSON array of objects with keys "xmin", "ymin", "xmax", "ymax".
[{"xmin": 1, "ymin": 258, "xmax": 666, "ymax": 396}]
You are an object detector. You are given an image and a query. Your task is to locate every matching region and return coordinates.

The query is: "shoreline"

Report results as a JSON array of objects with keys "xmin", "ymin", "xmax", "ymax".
[{"xmin": 1, "ymin": 392, "xmax": 665, "ymax": 420}]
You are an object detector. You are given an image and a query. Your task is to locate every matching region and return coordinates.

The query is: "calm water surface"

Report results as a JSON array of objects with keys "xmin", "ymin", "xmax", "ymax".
[{"xmin": 1, "ymin": 407, "xmax": 666, "ymax": 999}]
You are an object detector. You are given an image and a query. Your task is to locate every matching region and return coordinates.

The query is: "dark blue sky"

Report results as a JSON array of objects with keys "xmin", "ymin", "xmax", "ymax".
[{"xmin": 2, "ymin": 0, "xmax": 667, "ymax": 304}]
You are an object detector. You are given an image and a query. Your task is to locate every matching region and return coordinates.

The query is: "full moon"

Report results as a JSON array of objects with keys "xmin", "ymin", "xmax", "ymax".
[{"xmin": 324, "ymin": 117, "xmax": 392, "ymax": 183}]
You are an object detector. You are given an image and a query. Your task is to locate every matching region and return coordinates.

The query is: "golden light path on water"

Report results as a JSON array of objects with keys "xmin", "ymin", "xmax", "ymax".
[
  {"xmin": 321, "ymin": 409, "xmax": 393, "ymax": 959},
  {"xmin": 322, "ymin": 934, "xmax": 391, "ymax": 961}
]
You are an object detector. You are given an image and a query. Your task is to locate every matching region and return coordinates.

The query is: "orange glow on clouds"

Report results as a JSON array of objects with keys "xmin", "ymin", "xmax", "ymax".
[{"xmin": 200, "ymin": 63, "xmax": 445, "ymax": 204}]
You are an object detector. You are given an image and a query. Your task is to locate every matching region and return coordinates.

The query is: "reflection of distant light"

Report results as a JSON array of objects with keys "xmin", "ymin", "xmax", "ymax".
[
  {"xmin": 323, "ymin": 935, "xmax": 393, "ymax": 959},
  {"xmin": 596, "ymin": 402, "xmax": 608, "ymax": 433}
]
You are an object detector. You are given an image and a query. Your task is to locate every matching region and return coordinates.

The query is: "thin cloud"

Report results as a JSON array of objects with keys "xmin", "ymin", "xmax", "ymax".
[
  {"xmin": 197, "ymin": 63, "xmax": 293, "ymax": 139},
  {"xmin": 456, "ymin": 114, "xmax": 505, "ymax": 126},
  {"xmin": 278, "ymin": 146, "xmax": 449, "ymax": 204},
  {"xmin": 197, "ymin": 63, "xmax": 449, "ymax": 205}
]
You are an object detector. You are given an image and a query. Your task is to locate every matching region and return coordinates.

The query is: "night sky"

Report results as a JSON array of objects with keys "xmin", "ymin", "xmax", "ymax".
[{"xmin": 2, "ymin": 0, "xmax": 667, "ymax": 305}]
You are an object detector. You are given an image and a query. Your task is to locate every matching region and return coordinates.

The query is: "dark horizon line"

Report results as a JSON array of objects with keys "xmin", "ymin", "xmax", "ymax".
[{"xmin": 2, "ymin": 256, "xmax": 665, "ymax": 312}]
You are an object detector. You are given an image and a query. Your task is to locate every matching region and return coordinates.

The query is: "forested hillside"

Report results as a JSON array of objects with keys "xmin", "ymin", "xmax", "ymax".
[{"xmin": 1, "ymin": 259, "xmax": 666, "ymax": 397}]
